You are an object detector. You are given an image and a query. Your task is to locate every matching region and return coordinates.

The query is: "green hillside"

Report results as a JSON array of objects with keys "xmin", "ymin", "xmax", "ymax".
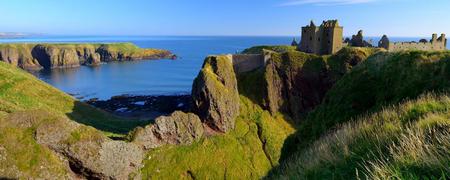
[
  {"xmin": 0, "ymin": 61, "xmax": 148, "ymax": 133},
  {"xmin": 269, "ymin": 50, "xmax": 450, "ymax": 179},
  {"xmin": 1, "ymin": 46, "xmax": 450, "ymax": 179}
]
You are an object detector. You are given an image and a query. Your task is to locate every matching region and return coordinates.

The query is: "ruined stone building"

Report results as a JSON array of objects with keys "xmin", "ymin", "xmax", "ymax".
[
  {"xmin": 298, "ymin": 20, "xmax": 344, "ymax": 55},
  {"xmin": 345, "ymin": 30, "xmax": 373, "ymax": 47},
  {"xmin": 378, "ymin": 34, "xmax": 447, "ymax": 52}
]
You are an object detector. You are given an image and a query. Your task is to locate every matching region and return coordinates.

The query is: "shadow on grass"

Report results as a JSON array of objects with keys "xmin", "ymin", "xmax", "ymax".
[{"xmin": 66, "ymin": 101, "xmax": 151, "ymax": 134}]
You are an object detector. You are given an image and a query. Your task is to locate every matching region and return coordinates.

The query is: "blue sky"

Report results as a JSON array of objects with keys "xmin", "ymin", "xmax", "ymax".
[{"xmin": 0, "ymin": 0, "xmax": 448, "ymax": 37}]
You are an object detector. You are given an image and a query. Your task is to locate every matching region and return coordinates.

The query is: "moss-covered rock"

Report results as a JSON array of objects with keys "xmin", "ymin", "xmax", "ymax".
[
  {"xmin": 132, "ymin": 111, "xmax": 204, "ymax": 150},
  {"xmin": 0, "ymin": 61, "xmax": 147, "ymax": 179},
  {"xmin": 256, "ymin": 47, "xmax": 380, "ymax": 122},
  {"xmin": 192, "ymin": 55, "xmax": 240, "ymax": 133}
]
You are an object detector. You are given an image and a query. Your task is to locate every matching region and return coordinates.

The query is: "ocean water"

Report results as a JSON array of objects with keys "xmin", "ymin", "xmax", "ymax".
[
  {"xmin": 1, "ymin": 36, "xmax": 447, "ymax": 100},
  {"xmin": 1, "ymin": 36, "xmax": 292, "ymax": 100}
]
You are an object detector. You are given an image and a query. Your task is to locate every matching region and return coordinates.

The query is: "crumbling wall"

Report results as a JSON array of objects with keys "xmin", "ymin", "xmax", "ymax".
[
  {"xmin": 380, "ymin": 34, "xmax": 447, "ymax": 52},
  {"xmin": 231, "ymin": 54, "xmax": 266, "ymax": 73},
  {"xmin": 388, "ymin": 41, "xmax": 446, "ymax": 52}
]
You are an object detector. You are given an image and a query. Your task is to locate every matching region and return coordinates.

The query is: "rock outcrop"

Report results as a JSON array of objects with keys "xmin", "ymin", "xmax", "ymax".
[
  {"xmin": 3, "ymin": 111, "xmax": 144, "ymax": 179},
  {"xmin": 0, "ymin": 43, "xmax": 174, "ymax": 70},
  {"xmin": 192, "ymin": 55, "xmax": 240, "ymax": 133},
  {"xmin": 132, "ymin": 111, "xmax": 204, "ymax": 150},
  {"xmin": 253, "ymin": 48, "xmax": 380, "ymax": 122}
]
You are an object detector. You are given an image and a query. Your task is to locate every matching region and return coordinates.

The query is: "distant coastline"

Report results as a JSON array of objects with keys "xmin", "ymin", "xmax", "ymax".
[{"xmin": 0, "ymin": 42, "xmax": 175, "ymax": 70}]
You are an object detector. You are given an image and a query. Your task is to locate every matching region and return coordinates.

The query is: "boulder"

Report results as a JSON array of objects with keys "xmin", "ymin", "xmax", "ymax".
[
  {"xmin": 18, "ymin": 111, "xmax": 145, "ymax": 179},
  {"xmin": 192, "ymin": 55, "xmax": 240, "ymax": 133},
  {"xmin": 132, "ymin": 111, "xmax": 204, "ymax": 149}
]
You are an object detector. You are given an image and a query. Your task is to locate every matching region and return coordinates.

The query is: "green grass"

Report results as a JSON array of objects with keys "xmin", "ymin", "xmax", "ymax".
[
  {"xmin": 241, "ymin": 45, "xmax": 297, "ymax": 54},
  {"xmin": 0, "ymin": 123, "xmax": 70, "ymax": 178},
  {"xmin": 268, "ymin": 50, "xmax": 450, "ymax": 179},
  {"xmin": 0, "ymin": 61, "xmax": 148, "ymax": 134},
  {"xmin": 96, "ymin": 43, "xmax": 169, "ymax": 58},
  {"xmin": 140, "ymin": 96, "xmax": 295, "ymax": 179},
  {"xmin": 292, "ymin": 51, "xmax": 450, "ymax": 150},
  {"xmin": 0, "ymin": 60, "xmax": 143, "ymax": 178},
  {"xmin": 268, "ymin": 93, "xmax": 450, "ymax": 179},
  {"xmin": 2, "ymin": 44, "xmax": 450, "ymax": 179}
]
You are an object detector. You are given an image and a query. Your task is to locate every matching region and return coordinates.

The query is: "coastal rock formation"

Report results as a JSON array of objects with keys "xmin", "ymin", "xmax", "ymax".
[
  {"xmin": 0, "ymin": 44, "xmax": 41, "ymax": 69},
  {"xmin": 0, "ymin": 43, "xmax": 173, "ymax": 70},
  {"xmin": 31, "ymin": 44, "xmax": 80, "ymax": 69},
  {"xmin": 192, "ymin": 55, "xmax": 240, "ymax": 133},
  {"xmin": 263, "ymin": 52, "xmax": 330, "ymax": 121},
  {"xmin": 3, "ymin": 111, "xmax": 144, "ymax": 179},
  {"xmin": 260, "ymin": 48, "xmax": 378, "ymax": 121},
  {"xmin": 132, "ymin": 111, "xmax": 204, "ymax": 150}
]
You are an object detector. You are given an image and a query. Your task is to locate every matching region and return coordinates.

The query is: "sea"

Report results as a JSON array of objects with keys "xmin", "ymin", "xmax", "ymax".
[{"xmin": 0, "ymin": 36, "xmax": 447, "ymax": 100}]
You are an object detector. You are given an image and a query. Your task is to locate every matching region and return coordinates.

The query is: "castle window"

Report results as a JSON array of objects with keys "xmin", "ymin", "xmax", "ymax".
[
  {"xmin": 310, "ymin": 37, "xmax": 313, "ymax": 41},
  {"xmin": 318, "ymin": 38, "xmax": 321, "ymax": 42},
  {"xmin": 328, "ymin": 40, "xmax": 331, "ymax": 44}
]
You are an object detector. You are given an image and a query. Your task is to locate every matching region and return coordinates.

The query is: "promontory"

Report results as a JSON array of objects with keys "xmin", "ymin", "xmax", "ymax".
[{"xmin": 0, "ymin": 43, "xmax": 175, "ymax": 70}]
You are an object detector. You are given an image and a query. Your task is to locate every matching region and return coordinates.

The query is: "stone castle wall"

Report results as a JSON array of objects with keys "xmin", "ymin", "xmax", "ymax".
[
  {"xmin": 387, "ymin": 41, "xmax": 446, "ymax": 52},
  {"xmin": 223, "ymin": 53, "xmax": 272, "ymax": 74},
  {"xmin": 379, "ymin": 34, "xmax": 447, "ymax": 52},
  {"xmin": 231, "ymin": 54, "xmax": 266, "ymax": 73}
]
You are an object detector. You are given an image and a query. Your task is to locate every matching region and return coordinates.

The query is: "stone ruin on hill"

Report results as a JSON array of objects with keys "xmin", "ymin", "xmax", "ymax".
[{"xmin": 292, "ymin": 19, "xmax": 447, "ymax": 55}]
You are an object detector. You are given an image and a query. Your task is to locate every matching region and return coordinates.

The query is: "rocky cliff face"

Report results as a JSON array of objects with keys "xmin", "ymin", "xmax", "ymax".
[
  {"xmin": 243, "ymin": 48, "xmax": 380, "ymax": 122},
  {"xmin": 192, "ymin": 55, "xmax": 240, "ymax": 133},
  {"xmin": 0, "ymin": 43, "xmax": 173, "ymax": 70}
]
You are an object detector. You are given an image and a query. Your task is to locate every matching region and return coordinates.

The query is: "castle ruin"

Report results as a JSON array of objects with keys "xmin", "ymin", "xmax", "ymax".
[
  {"xmin": 298, "ymin": 20, "xmax": 344, "ymax": 55},
  {"xmin": 296, "ymin": 19, "xmax": 447, "ymax": 55},
  {"xmin": 378, "ymin": 34, "xmax": 447, "ymax": 52},
  {"xmin": 345, "ymin": 30, "xmax": 373, "ymax": 47}
]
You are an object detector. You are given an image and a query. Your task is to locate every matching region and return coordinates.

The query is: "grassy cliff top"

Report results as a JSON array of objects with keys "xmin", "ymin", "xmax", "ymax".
[
  {"xmin": 241, "ymin": 45, "xmax": 297, "ymax": 54},
  {"xmin": 0, "ymin": 61, "xmax": 148, "ymax": 134},
  {"xmin": 0, "ymin": 42, "xmax": 170, "ymax": 57}
]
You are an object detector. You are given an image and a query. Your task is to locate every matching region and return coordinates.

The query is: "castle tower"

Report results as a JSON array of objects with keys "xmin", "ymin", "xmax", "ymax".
[
  {"xmin": 432, "ymin": 33, "xmax": 438, "ymax": 42},
  {"xmin": 298, "ymin": 20, "xmax": 343, "ymax": 55},
  {"xmin": 441, "ymin": 34, "xmax": 447, "ymax": 47},
  {"xmin": 438, "ymin": 34, "xmax": 446, "ymax": 41}
]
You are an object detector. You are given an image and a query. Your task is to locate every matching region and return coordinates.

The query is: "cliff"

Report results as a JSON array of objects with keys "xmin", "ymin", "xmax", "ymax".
[
  {"xmin": 2, "ymin": 46, "xmax": 450, "ymax": 179},
  {"xmin": 238, "ymin": 47, "xmax": 381, "ymax": 122},
  {"xmin": 0, "ymin": 43, "xmax": 174, "ymax": 70},
  {"xmin": 268, "ymin": 50, "xmax": 450, "ymax": 179}
]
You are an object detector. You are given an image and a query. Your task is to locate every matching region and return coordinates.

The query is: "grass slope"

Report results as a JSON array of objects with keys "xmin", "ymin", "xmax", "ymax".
[
  {"xmin": 269, "ymin": 50, "xmax": 450, "ymax": 179},
  {"xmin": 298, "ymin": 51, "xmax": 450, "ymax": 148},
  {"xmin": 0, "ymin": 61, "xmax": 147, "ymax": 134},
  {"xmin": 269, "ymin": 93, "xmax": 450, "ymax": 179}
]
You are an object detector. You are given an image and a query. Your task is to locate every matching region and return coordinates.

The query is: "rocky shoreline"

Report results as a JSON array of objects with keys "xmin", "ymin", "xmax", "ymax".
[
  {"xmin": 86, "ymin": 94, "xmax": 191, "ymax": 120},
  {"xmin": 0, "ymin": 43, "xmax": 176, "ymax": 70}
]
